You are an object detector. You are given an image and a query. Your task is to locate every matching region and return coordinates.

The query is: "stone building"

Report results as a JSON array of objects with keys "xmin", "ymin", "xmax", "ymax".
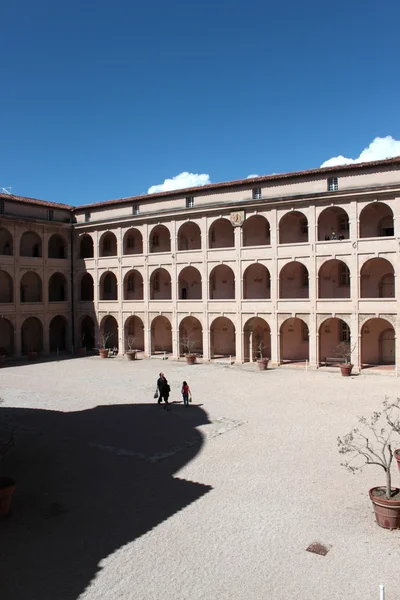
[{"xmin": 1, "ymin": 156, "xmax": 400, "ymax": 371}]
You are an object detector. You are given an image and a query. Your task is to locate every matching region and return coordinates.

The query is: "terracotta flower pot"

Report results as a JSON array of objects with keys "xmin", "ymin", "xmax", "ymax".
[
  {"xmin": 99, "ymin": 349, "xmax": 109, "ymax": 359},
  {"xmin": 394, "ymin": 449, "xmax": 400, "ymax": 473},
  {"xmin": 126, "ymin": 351, "xmax": 137, "ymax": 361},
  {"xmin": 28, "ymin": 351, "xmax": 38, "ymax": 361},
  {"xmin": 369, "ymin": 487, "xmax": 400, "ymax": 529},
  {"xmin": 257, "ymin": 358, "xmax": 269, "ymax": 370},
  {"xmin": 185, "ymin": 354, "xmax": 197, "ymax": 365},
  {"xmin": 340, "ymin": 364, "xmax": 353, "ymax": 377},
  {"xmin": 0, "ymin": 477, "xmax": 16, "ymax": 517}
]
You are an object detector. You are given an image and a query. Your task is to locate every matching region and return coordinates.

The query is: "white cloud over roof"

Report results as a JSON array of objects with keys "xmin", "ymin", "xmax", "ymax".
[
  {"xmin": 147, "ymin": 172, "xmax": 211, "ymax": 194},
  {"xmin": 320, "ymin": 136, "xmax": 400, "ymax": 168}
]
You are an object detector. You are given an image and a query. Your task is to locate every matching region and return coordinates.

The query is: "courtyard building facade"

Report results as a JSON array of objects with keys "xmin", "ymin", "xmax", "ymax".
[{"xmin": 1, "ymin": 156, "xmax": 400, "ymax": 371}]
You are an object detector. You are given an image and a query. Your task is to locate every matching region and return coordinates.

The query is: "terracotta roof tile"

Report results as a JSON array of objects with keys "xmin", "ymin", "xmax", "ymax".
[{"xmin": 0, "ymin": 193, "xmax": 73, "ymax": 211}]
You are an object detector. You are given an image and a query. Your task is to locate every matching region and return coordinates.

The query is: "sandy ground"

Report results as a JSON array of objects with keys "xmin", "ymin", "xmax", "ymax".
[{"xmin": 1, "ymin": 357, "xmax": 400, "ymax": 600}]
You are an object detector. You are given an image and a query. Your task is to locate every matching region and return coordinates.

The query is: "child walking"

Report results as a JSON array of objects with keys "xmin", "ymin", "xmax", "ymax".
[{"xmin": 181, "ymin": 381, "xmax": 191, "ymax": 407}]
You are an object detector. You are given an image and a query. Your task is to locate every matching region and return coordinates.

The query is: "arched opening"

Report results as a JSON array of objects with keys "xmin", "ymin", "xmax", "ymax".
[
  {"xmin": 243, "ymin": 215, "xmax": 270, "ymax": 246},
  {"xmin": 178, "ymin": 266, "xmax": 202, "ymax": 300},
  {"xmin": 279, "ymin": 211, "xmax": 308, "ymax": 244},
  {"xmin": 317, "ymin": 206, "xmax": 350, "ymax": 241},
  {"xmin": 280, "ymin": 318, "xmax": 309, "ymax": 363},
  {"xmin": 279, "ymin": 261, "xmax": 309, "ymax": 299},
  {"xmin": 21, "ymin": 316, "xmax": 43, "ymax": 354},
  {"xmin": 179, "ymin": 316, "xmax": 203, "ymax": 356},
  {"xmin": 48, "ymin": 272, "xmax": 67, "ymax": 302},
  {"xmin": 318, "ymin": 260, "xmax": 350, "ymax": 298},
  {"xmin": 361, "ymin": 318, "xmax": 395, "ymax": 367},
  {"xmin": 124, "ymin": 316, "xmax": 145, "ymax": 352},
  {"xmin": 177, "ymin": 222, "xmax": 201, "ymax": 250},
  {"xmin": 0, "ymin": 270, "xmax": 13, "ymax": 303},
  {"xmin": 80, "ymin": 235, "xmax": 94, "ymax": 259},
  {"xmin": 48, "ymin": 234, "xmax": 67, "ymax": 259},
  {"xmin": 360, "ymin": 202, "xmax": 394, "ymax": 238},
  {"xmin": 210, "ymin": 317, "xmax": 235, "ymax": 358},
  {"xmin": 318, "ymin": 318, "xmax": 351, "ymax": 366},
  {"xmin": 243, "ymin": 317, "xmax": 271, "ymax": 362},
  {"xmin": 80, "ymin": 316, "xmax": 95, "ymax": 350},
  {"xmin": 20, "ymin": 272, "xmax": 42, "ymax": 303},
  {"xmin": 150, "ymin": 268, "xmax": 171, "ymax": 300},
  {"xmin": 209, "ymin": 265, "xmax": 235, "ymax": 299},
  {"xmin": 49, "ymin": 315, "xmax": 68, "ymax": 352},
  {"xmin": 149, "ymin": 225, "xmax": 171, "ymax": 253},
  {"xmin": 360, "ymin": 258, "xmax": 395, "ymax": 298},
  {"xmin": 123, "ymin": 228, "xmax": 143, "ymax": 255},
  {"xmin": 0, "ymin": 228, "xmax": 13, "ymax": 256},
  {"xmin": 0, "ymin": 317, "xmax": 14, "ymax": 356},
  {"xmin": 209, "ymin": 218, "xmax": 234, "ymax": 249},
  {"xmin": 80, "ymin": 273, "xmax": 94, "ymax": 301},
  {"xmin": 101, "ymin": 315, "xmax": 119, "ymax": 350},
  {"xmin": 99, "ymin": 271, "xmax": 118, "ymax": 301},
  {"xmin": 99, "ymin": 231, "xmax": 118, "ymax": 257},
  {"xmin": 243, "ymin": 264, "xmax": 270, "ymax": 299},
  {"xmin": 151, "ymin": 315, "xmax": 172, "ymax": 355},
  {"xmin": 20, "ymin": 231, "xmax": 42, "ymax": 257},
  {"xmin": 123, "ymin": 270, "xmax": 144, "ymax": 300}
]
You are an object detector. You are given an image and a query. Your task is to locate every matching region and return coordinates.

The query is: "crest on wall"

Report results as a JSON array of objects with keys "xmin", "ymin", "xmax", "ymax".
[{"xmin": 230, "ymin": 211, "xmax": 245, "ymax": 227}]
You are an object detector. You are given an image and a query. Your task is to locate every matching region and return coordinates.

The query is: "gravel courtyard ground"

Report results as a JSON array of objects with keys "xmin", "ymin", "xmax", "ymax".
[{"xmin": 1, "ymin": 357, "xmax": 400, "ymax": 600}]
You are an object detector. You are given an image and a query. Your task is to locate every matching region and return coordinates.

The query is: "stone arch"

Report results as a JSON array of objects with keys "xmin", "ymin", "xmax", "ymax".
[
  {"xmin": 243, "ymin": 215, "xmax": 270, "ymax": 246},
  {"xmin": 49, "ymin": 315, "xmax": 68, "ymax": 352},
  {"xmin": 100, "ymin": 315, "xmax": 119, "ymax": 350},
  {"xmin": 360, "ymin": 258, "xmax": 395, "ymax": 298},
  {"xmin": 149, "ymin": 225, "xmax": 171, "ymax": 253},
  {"xmin": 123, "ymin": 228, "xmax": 143, "ymax": 255},
  {"xmin": 21, "ymin": 316, "xmax": 43, "ymax": 354},
  {"xmin": 361, "ymin": 318, "xmax": 395, "ymax": 366},
  {"xmin": 20, "ymin": 231, "xmax": 42, "ymax": 257},
  {"xmin": 359, "ymin": 202, "xmax": 394, "ymax": 238},
  {"xmin": 48, "ymin": 272, "xmax": 68, "ymax": 302},
  {"xmin": 151, "ymin": 315, "xmax": 172, "ymax": 354},
  {"xmin": 210, "ymin": 316, "xmax": 236, "ymax": 358},
  {"xmin": 99, "ymin": 271, "xmax": 118, "ymax": 301},
  {"xmin": 80, "ymin": 234, "xmax": 94, "ymax": 258},
  {"xmin": 124, "ymin": 315, "xmax": 145, "ymax": 352},
  {"xmin": 178, "ymin": 266, "xmax": 202, "ymax": 299},
  {"xmin": 0, "ymin": 270, "xmax": 13, "ymax": 303},
  {"xmin": 279, "ymin": 211, "xmax": 308, "ymax": 244},
  {"xmin": 20, "ymin": 271, "xmax": 42, "ymax": 302},
  {"xmin": 80, "ymin": 273, "xmax": 94, "ymax": 301},
  {"xmin": 80, "ymin": 315, "xmax": 95, "ymax": 350},
  {"xmin": 280, "ymin": 317, "xmax": 309, "ymax": 363},
  {"xmin": 0, "ymin": 227, "xmax": 13, "ymax": 255},
  {"xmin": 150, "ymin": 268, "xmax": 171, "ymax": 300},
  {"xmin": 99, "ymin": 231, "xmax": 118, "ymax": 257},
  {"xmin": 209, "ymin": 265, "xmax": 235, "ymax": 299},
  {"xmin": 318, "ymin": 259, "xmax": 350, "ymax": 298},
  {"xmin": 48, "ymin": 234, "xmax": 67, "ymax": 259},
  {"xmin": 243, "ymin": 317, "xmax": 271, "ymax": 362},
  {"xmin": 0, "ymin": 317, "xmax": 14, "ymax": 356},
  {"xmin": 177, "ymin": 222, "xmax": 201, "ymax": 250},
  {"xmin": 318, "ymin": 317, "xmax": 351, "ymax": 365},
  {"xmin": 317, "ymin": 206, "xmax": 350, "ymax": 240},
  {"xmin": 243, "ymin": 264, "xmax": 271, "ymax": 299},
  {"xmin": 179, "ymin": 316, "xmax": 203, "ymax": 356},
  {"xmin": 123, "ymin": 269, "xmax": 144, "ymax": 300},
  {"xmin": 209, "ymin": 218, "xmax": 234, "ymax": 249},
  {"xmin": 279, "ymin": 261, "xmax": 309, "ymax": 299}
]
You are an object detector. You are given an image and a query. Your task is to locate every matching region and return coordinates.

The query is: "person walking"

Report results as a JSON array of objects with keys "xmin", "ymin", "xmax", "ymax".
[
  {"xmin": 156, "ymin": 372, "xmax": 170, "ymax": 410},
  {"xmin": 181, "ymin": 380, "xmax": 191, "ymax": 407}
]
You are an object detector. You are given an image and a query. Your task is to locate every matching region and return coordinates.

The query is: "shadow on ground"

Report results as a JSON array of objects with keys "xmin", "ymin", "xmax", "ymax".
[{"xmin": 0, "ymin": 402, "xmax": 212, "ymax": 599}]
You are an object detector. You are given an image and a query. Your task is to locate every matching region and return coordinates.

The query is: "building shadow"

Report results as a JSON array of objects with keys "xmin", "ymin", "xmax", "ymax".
[{"xmin": 0, "ymin": 403, "xmax": 212, "ymax": 599}]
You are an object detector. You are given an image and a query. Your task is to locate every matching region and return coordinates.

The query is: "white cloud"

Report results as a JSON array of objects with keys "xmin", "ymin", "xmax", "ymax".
[
  {"xmin": 246, "ymin": 174, "xmax": 259, "ymax": 179},
  {"xmin": 320, "ymin": 136, "xmax": 400, "ymax": 168},
  {"xmin": 147, "ymin": 171, "xmax": 211, "ymax": 194}
]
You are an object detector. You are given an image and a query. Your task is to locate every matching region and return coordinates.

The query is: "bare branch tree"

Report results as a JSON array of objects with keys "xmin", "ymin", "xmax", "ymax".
[
  {"xmin": 335, "ymin": 341, "xmax": 356, "ymax": 365},
  {"xmin": 180, "ymin": 334, "xmax": 198, "ymax": 356},
  {"xmin": 98, "ymin": 331, "xmax": 113, "ymax": 349}
]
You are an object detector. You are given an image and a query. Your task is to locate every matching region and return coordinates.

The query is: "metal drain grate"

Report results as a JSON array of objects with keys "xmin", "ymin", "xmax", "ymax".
[{"xmin": 306, "ymin": 542, "xmax": 331, "ymax": 556}]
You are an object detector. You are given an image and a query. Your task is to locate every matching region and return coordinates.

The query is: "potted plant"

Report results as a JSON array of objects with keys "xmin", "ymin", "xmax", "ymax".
[
  {"xmin": 255, "ymin": 340, "xmax": 269, "ymax": 370},
  {"xmin": 98, "ymin": 331, "xmax": 113, "ymax": 358},
  {"xmin": 0, "ymin": 429, "xmax": 16, "ymax": 517},
  {"xmin": 337, "ymin": 398, "xmax": 400, "ymax": 529},
  {"xmin": 335, "ymin": 341, "xmax": 355, "ymax": 377},
  {"xmin": 126, "ymin": 335, "xmax": 137, "ymax": 361},
  {"xmin": 181, "ymin": 335, "xmax": 197, "ymax": 365}
]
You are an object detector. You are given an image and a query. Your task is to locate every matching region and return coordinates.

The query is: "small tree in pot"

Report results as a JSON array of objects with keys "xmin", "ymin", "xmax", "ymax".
[
  {"xmin": 126, "ymin": 335, "xmax": 137, "ymax": 360},
  {"xmin": 337, "ymin": 398, "xmax": 400, "ymax": 529},
  {"xmin": 255, "ymin": 340, "xmax": 269, "ymax": 370},
  {"xmin": 335, "ymin": 341, "xmax": 356, "ymax": 377},
  {"xmin": 181, "ymin": 334, "xmax": 198, "ymax": 365},
  {"xmin": 98, "ymin": 331, "xmax": 113, "ymax": 358}
]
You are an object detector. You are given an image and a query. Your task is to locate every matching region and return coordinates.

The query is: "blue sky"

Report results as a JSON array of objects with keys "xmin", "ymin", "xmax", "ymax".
[{"xmin": 1, "ymin": 0, "xmax": 400, "ymax": 206}]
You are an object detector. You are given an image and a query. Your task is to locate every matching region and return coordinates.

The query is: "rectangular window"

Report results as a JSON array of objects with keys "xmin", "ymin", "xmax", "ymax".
[
  {"xmin": 252, "ymin": 188, "xmax": 262, "ymax": 200},
  {"xmin": 85, "ymin": 212, "xmax": 91, "ymax": 223},
  {"xmin": 127, "ymin": 237, "xmax": 135, "ymax": 248},
  {"xmin": 327, "ymin": 177, "xmax": 338, "ymax": 192},
  {"xmin": 154, "ymin": 273, "xmax": 159, "ymax": 291},
  {"xmin": 152, "ymin": 235, "xmax": 159, "ymax": 247},
  {"xmin": 339, "ymin": 264, "xmax": 350, "ymax": 286},
  {"xmin": 186, "ymin": 197, "xmax": 194, "ymax": 208},
  {"xmin": 301, "ymin": 220, "xmax": 308, "ymax": 234},
  {"xmin": 302, "ymin": 323, "xmax": 309, "ymax": 342},
  {"xmin": 104, "ymin": 239, "xmax": 111, "ymax": 251},
  {"xmin": 133, "ymin": 204, "xmax": 139, "ymax": 215},
  {"xmin": 47, "ymin": 209, "xmax": 54, "ymax": 221},
  {"xmin": 302, "ymin": 267, "xmax": 309, "ymax": 287},
  {"xmin": 127, "ymin": 275, "xmax": 135, "ymax": 291},
  {"xmin": 339, "ymin": 216, "xmax": 349, "ymax": 231},
  {"xmin": 340, "ymin": 322, "xmax": 350, "ymax": 342},
  {"xmin": 0, "ymin": 200, "xmax": 4, "ymax": 214}
]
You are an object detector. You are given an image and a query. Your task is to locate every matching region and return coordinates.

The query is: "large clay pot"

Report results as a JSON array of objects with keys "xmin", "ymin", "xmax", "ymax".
[
  {"xmin": 28, "ymin": 351, "xmax": 38, "ymax": 361},
  {"xmin": 394, "ymin": 449, "xmax": 400, "ymax": 473},
  {"xmin": 185, "ymin": 354, "xmax": 197, "ymax": 365},
  {"xmin": 99, "ymin": 349, "xmax": 109, "ymax": 359},
  {"xmin": 0, "ymin": 477, "xmax": 16, "ymax": 517},
  {"xmin": 257, "ymin": 358, "xmax": 269, "ymax": 371},
  {"xmin": 369, "ymin": 487, "xmax": 400, "ymax": 529},
  {"xmin": 340, "ymin": 364, "xmax": 353, "ymax": 377},
  {"xmin": 126, "ymin": 351, "xmax": 137, "ymax": 361}
]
